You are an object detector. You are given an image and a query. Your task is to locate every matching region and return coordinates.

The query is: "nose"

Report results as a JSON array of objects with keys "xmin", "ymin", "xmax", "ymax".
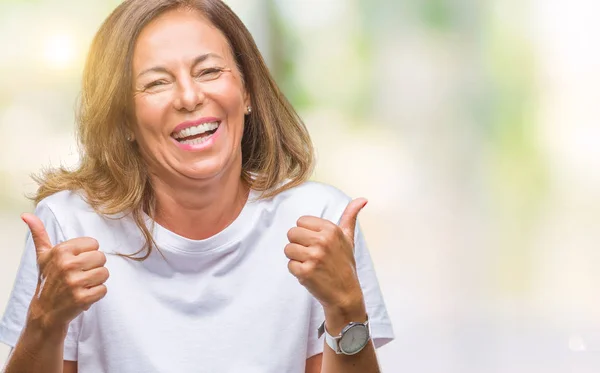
[{"xmin": 173, "ymin": 77, "xmax": 205, "ymax": 112}]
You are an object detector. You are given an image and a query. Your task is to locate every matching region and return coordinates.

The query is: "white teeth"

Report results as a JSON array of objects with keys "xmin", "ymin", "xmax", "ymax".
[
  {"xmin": 179, "ymin": 135, "xmax": 212, "ymax": 145},
  {"xmin": 173, "ymin": 121, "xmax": 219, "ymax": 139}
]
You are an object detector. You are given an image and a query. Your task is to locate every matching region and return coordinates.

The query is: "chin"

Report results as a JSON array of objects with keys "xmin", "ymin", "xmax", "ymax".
[{"xmin": 178, "ymin": 156, "xmax": 238, "ymax": 180}]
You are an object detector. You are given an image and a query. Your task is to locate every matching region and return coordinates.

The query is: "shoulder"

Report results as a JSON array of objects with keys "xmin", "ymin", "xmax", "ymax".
[
  {"xmin": 278, "ymin": 180, "xmax": 350, "ymax": 204},
  {"xmin": 34, "ymin": 190, "xmax": 110, "ymax": 237},
  {"xmin": 36, "ymin": 189, "xmax": 94, "ymax": 217},
  {"xmin": 264, "ymin": 180, "xmax": 352, "ymax": 222}
]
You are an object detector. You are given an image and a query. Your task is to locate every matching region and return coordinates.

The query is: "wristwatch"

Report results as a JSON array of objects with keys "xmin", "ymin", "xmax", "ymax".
[{"xmin": 317, "ymin": 315, "xmax": 371, "ymax": 355}]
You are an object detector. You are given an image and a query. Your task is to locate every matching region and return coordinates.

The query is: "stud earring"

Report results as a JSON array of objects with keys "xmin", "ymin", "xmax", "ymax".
[
  {"xmin": 246, "ymin": 106, "xmax": 252, "ymax": 115},
  {"xmin": 126, "ymin": 134, "xmax": 134, "ymax": 142}
]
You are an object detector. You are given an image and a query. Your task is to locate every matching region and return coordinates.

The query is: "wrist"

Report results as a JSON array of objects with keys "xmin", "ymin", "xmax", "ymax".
[
  {"xmin": 26, "ymin": 306, "xmax": 68, "ymax": 343},
  {"xmin": 323, "ymin": 298, "xmax": 367, "ymax": 336}
]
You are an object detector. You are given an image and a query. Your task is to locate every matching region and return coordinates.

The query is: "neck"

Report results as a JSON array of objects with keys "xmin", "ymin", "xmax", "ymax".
[{"xmin": 150, "ymin": 169, "xmax": 250, "ymax": 241}]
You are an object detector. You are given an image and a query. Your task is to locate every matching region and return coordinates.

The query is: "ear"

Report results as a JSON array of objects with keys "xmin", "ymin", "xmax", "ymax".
[
  {"xmin": 242, "ymin": 90, "xmax": 252, "ymax": 116},
  {"xmin": 243, "ymin": 90, "xmax": 251, "ymax": 110},
  {"xmin": 123, "ymin": 120, "xmax": 136, "ymax": 142}
]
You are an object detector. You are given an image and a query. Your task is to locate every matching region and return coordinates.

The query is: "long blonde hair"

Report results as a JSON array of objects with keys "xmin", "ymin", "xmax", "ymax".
[{"xmin": 33, "ymin": 0, "xmax": 314, "ymax": 260}]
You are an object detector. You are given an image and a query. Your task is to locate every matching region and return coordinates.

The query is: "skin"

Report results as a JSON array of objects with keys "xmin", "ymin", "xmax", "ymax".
[
  {"xmin": 131, "ymin": 7, "xmax": 251, "ymax": 240},
  {"xmin": 5, "ymin": 7, "xmax": 381, "ymax": 373},
  {"xmin": 4, "ymin": 214, "xmax": 108, "ymax": 373},
  {"xmin": 286, "ymin": 199, "xmax": 381, "ymax": 373}
]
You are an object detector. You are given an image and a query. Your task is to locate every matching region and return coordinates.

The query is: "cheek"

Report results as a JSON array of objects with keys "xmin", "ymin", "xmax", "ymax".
[
  {"xmin": 134, "ymin": 94, "xmax": 170, "ymax": 134},
  {"xmin": 204, "ymin": 78, "xmax": 246, "ymax": 115}
]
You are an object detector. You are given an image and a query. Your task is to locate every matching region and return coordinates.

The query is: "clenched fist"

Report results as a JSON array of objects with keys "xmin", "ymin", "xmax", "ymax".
[
  {"xmin": 22, "ymin": 213, "xmax": 109, "ymax": 335},
  {"xmin": 285, "ymin": 198, "xmax": 368, "ymax": 312}
]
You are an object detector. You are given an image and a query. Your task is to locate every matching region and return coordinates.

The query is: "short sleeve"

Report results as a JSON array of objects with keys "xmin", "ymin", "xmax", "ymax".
[
  {"xmin": 306, "ymin": 218, "xmax": 395, "ymax": 358},
  {"xmin": 0, "ymin": 201, "xmax": 81, "ymax": 361},
  {"xmin": 353, "ymin": 222, "xmax": 395, "ymax": 348}
]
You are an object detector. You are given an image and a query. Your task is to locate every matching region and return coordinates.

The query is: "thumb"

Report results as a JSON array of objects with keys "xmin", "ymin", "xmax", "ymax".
[
  {"xmin": 21, "ymin": 213, "xmax": 53, "ymax": 258},
  {"xmin": 338, "ymin": 198, "xmax": 368, "ymax": 241}
]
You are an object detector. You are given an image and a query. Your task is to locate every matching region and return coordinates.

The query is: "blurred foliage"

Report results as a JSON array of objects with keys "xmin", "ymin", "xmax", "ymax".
[
  {"xmin": 482, "ymin": 7, "xmax": 548, "ymax": 296},
  {"xmin": 267, "ymin": 0, "xmax": 312, "ymax": 110},
  {"xmin": 419, "ymin": 0, "xmax": 454, "ymax": 31}
]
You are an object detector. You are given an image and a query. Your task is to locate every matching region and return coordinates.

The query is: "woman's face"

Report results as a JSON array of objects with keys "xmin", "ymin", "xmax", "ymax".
[{"xmin": 131, "ymin": 8, "xmax": 249, "ymax": 184}]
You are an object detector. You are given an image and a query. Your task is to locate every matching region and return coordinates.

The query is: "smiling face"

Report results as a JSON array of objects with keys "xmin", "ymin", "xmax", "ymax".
[{"xmin": 131, "ymin": 7, "xmax": 250, "ymax": 185}]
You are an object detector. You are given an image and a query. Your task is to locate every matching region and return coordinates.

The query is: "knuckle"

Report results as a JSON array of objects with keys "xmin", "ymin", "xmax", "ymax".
[
  {"xmin": 286, "ymin": 228, "xmax": 295, "ymax": 241},
  {"xmin": 96, "ymin": 251, "xmax": 107, "ymax": 266},
  {"xmin": 79, "ymin": 237, "xmax": 100, "ymax": 250},
  {"xmin": 315, "ymin": 235, "xmax": 329, "ymax": 248},
  {"xmin": 100, "ymin": 267, "xmax": 110, "ymax": 282},
  {"xmin": 64, "ymin": 273, "xmax": 79, "ymax": 288},
  {"xmin": 296, "ymin": 215, "xmax": 309, "ymax": 226},
  {"xmin": 311, "ymin": 248, "xmax": 325, "ymax": 263},
  {"xmin": 284, "ymin": 243, "xmax": 295, "ymax": 257},
  {"xmin": 83, "ymin": 237, "xmax": 100, "ymax": 250},
  {"xmin": 72, "ymin": 289, "xmax": 87, "ymax": 307},
  {"xmin": 303, "ymin": 262, "xmax": 316, "ymax": 275},
  {"xmin": 321, "ymin": 221, "xmax": 335, "ymax": 231},
  {"xmin": 55, "ymin": 243, "xmax": 72, "ymax": 256},
  {"xmin": 97, "ymin": 284, "xmax": 108, "ymax": 298},
  {"xmin": 59, "ymin": 258, "xmax": 78, "ymax": 273},
  {"xmin": 296, "ymin": 269, "xmax": 313, "ymax": 286},
  {"xmin": 287, "ymin": 261, "xmax": 303, "ymax": 278},
  {"xmin": 291, "ymin": 266, "xmax": 306, "ymax": 281}
]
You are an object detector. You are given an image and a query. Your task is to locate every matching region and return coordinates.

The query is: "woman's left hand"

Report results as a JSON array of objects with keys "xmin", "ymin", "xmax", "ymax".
[{"xmin": 285, "ymin": 198, "xmax": 368, "ymax": 314}]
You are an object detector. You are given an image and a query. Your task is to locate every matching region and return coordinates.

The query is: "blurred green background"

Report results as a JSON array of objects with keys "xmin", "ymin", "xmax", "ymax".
[{"xmin": 2, "ymin": 0, "xmax": 600, "ymax": 371}]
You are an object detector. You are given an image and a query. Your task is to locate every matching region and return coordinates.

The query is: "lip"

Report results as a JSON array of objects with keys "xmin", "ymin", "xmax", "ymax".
[
  {"xmin": 170, "ymin": 120, "xmax": 223, "ymax": 152},
  {"xmin": 171, "ymin": 117, "xmax": 221, "ymax": 136}
]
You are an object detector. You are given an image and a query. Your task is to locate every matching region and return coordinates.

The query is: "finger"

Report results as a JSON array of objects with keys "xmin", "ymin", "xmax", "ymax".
[
  {"xmin": 287, "ymin": 226, "xmax": 319, "ymax": 247},
  {"xmin": 21, "ymin": 213, "xmax": 53, "ymax": 257},
  {"xmin": 79, "ymin": 284, "xmax": 108, "ymax": 310},
  {"xmin": 59, "ymin": 237, "xmax": 100, "ymax": 256},
  {"xmin": 338, "ymin": 198, "xmax": 368, "ymax": 241},
  {"xmin": 67, "ymin": 266, "xmax": 109, "ymax": 288},
  {"xmin": 296, "ymin": 215, "xmax": 333, "ymax": 232},
  {"xmin": 80, "ymin": 267, "xmax": 110, "ymax": 288},
  {"xmin": 284, "ymin": 243, "xmax": 312, "ymax": 262},
  {"xmin": 287, "ymin": 259, "xmax": 307, "ymax": 280},
  {"xmin": 76, "ymin": 250, "xmax": 107, "ymax": 271}
]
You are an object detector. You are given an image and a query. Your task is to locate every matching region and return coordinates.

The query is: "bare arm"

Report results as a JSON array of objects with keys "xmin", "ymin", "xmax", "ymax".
[
  {"xmin": 306, "ymin": 344, "xmax": 380, "ymax": 373},
  {"xmin": 4, "ymin": 214, "xmax": 107, "ymax": 373},
  {"xmin": 306, "ymin": 353, "xmax": 323, "ymax": 373},
  {"xmin": 4, "ymin": 323, "xmax": 65, "ymax": 373},
  {"xmin": 288, "ymin": 200, "xmax": 382, "ymax": 373},
  {"xmin": 306, "ymin": 347, "xmax": 379, "ymax": 373},
  {"xmin": 305, "ymin": 305, "xmax": 381, "ymax": 373},
  {"xmin": 3, "ymin": 344, "xmax": 76, "ymax": 373},
  {"xmin": 320, "ymin": 305, "xmax": 381, "ymax": 373}
]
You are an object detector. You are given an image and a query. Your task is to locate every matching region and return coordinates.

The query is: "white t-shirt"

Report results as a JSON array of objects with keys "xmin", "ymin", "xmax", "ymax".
[{"xmin": 0, "ymin": 181, "xmax": 394, "ymax": 373}]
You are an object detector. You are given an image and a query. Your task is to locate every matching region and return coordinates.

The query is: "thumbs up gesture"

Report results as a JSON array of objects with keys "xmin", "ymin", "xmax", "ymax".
[
  {"xmin": 22, "ymin": 213, "xmax": 109, "ymax": 335},
  {"xmin": 285, "ymin": 198, "xmax": 368, "ymax": 313}
]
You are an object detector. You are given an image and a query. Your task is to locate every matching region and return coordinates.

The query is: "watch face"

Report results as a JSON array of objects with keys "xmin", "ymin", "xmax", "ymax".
[{"xmin": 339, "ymin": 324, "xmax": 369, "ymax": 355}]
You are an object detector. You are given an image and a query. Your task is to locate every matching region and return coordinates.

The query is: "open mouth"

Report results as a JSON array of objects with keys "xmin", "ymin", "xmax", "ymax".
[{"xmin": 171, "ymin": 121, "xmax": 220, "ymax": 145}]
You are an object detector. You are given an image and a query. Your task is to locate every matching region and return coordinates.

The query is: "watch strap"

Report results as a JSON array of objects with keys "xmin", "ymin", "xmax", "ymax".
[{"xmin": 317, "ymin": 315, "xmax": 370, "ymax": 355}]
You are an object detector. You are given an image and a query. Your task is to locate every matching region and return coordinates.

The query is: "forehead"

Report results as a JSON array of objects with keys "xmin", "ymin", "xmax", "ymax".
[{"xmin": 133, "ymin": 8, "xmax": 232, "ymax": 71}]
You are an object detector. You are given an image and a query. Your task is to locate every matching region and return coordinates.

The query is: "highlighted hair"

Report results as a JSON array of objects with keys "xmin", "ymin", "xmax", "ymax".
[{"xmin": 33, "ymin": 0, "xmax": 314, "ymax": 260}]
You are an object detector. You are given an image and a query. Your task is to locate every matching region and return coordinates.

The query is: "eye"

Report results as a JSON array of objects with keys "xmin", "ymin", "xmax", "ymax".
[
  {"xmin": 144, "ymin": 80, "xmax": 169, "ymax": 89},
  {"xmin": 196, "ymin": 67, "xmax": 225, "ymax": 81}
]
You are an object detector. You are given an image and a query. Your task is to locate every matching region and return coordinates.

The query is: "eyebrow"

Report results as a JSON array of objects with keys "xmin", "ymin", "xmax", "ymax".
[{"xmin": 136, "ymin": 53, "xmax": 224, "ymax": 79}]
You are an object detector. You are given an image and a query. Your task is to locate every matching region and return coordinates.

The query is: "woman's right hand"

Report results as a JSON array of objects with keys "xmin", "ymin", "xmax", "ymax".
[{"xmin": 21, "ymin": 213, "xmax": 109, "ymax": 336}]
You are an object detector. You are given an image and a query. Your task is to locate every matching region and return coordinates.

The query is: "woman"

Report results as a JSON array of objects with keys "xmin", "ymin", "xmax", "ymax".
[{"xmin": 0, "ymin": 0, "xmax": 394, "ymax": 372}]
